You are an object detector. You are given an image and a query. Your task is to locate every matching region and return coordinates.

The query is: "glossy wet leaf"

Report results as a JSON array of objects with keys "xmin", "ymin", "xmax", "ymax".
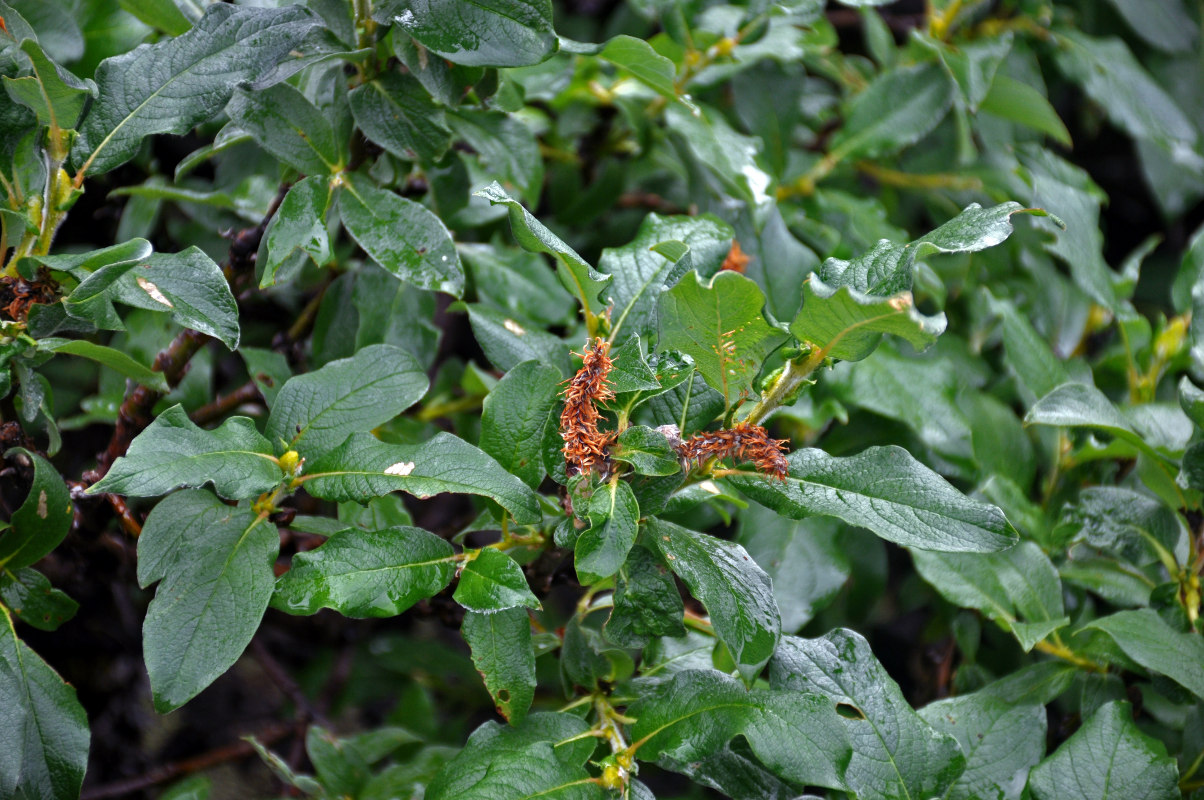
[
  {"xmin": 791, "ymin": 274, "xmax": 947, "ymax": 361},
  {"xmin": 388, "ymin": 0, "xmax": 558, "ymax": 68},
  {"xmin": 139, "ymin": 492, "xmax": 277, "ymax": 712},
  {"xmin": 1082, "ymin": 608, "xmax": 1204, "ymax": 699},
  {"xmin": 575, "ymin": 478, "xmax": 640, "ymax": 584},
  {"xmin": 771, "ymin": 630, "xmax": 966, "ymax": 800},
  {"xmin": 658, "ymin": 270, "xmax": 788, "ymax": 407},
  {"xmin": 912, "ymin": 541, "xmax": 1068, "ymax": 651},
  {"xmin": 72, "ymin": 4, "xmax": 317, "ymax": 175},
  {"xmin": 339, "ymin": 174, "xmax": 464, "ymax": 297},
  {"xmin": 454, "ymin": 548, "xmax": 540, "ymax": 612},
  {"xmin": 729, "ymin": 446, "xmax": 1017, "ymax": 552},
  {"xmin": 0, "ymin": 567, "xmax": 77, "ymax": 631},
  {"xmin": 463, "ymin": 607, "xmax": 535, "ymax": 724},
  {"xmin": 1028, "ymin": 701, "xmax": 1177, "ymax": 800},
  {"xmin": 89, "ymin": 405, "xmax": 281, "ymax": 500},
  {"xmin": 272, "ymin": 526, "xmax": 456, "ymax": 618},
  {"xmin": 266, "ymin": 343, "xmax": 429, "ymax": 460},
  {"xmin": 0, "ymin": 449, "xmax": 73, "ymax": 571},
  {"xmin": 0, "ymin": 606, "xmax": 90, "ymax": 800},
  {"xmin": 302, "ymin": 432, "xmax": 542, "ymax": 525},
  {"xmin": 648, "ymin": 518, "xmax": 780, "ymax": 678}
]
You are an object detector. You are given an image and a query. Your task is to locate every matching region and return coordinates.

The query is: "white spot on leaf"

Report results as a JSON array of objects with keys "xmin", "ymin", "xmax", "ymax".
[
  {"xmin": 698, "ymin": 480, "xmax": 721, "ymax": 495},
  {"xmin": 137, "ymin": 277, "xmax": 173, "ymax": 307},
  {"xmin": 503, "ymin": 319, "xmax": 526, "ymax": 336},
  {"xmin": 888, "ymin": 292, "xmax": 913, "ymax": 311},
  {"xmin": 36, "ymin": 490, "xmax": 47, "ymax": 518},
  {"xmin": 385, "ymin": 461, "xmax": 415, "ymax": 476}
]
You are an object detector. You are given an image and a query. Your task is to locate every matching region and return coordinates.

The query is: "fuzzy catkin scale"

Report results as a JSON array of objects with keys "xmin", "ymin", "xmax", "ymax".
[
  {"xmin": 560, "ymin": 339, "xmax": 615, "ymax": 478},
  {"xmin": 677, "ymin": 421, "xmax": 790, "ymax": 480}
]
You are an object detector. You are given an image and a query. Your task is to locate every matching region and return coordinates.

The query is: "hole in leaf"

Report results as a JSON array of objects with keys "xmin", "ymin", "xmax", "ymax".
[
  {"xmin": 836, "ymin": 703, "xmax": 866, "ymax": 720},
  {"xmin": 497, "ymin": 689, "xmax": 510, "ymax": 703}
]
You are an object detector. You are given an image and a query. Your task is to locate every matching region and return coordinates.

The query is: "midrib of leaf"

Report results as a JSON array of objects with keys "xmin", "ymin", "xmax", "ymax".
[
  {"xmin": 713, "ymin": 288, "xmax": 731, "ymax": 404},
  {"xmin": 639, "ymin": 641, "xmax": 713, "ymax": 677},
  {"xmin": 27, "ymin": 57, "xmax": 62, "ymax": 140},
  {"xmin": 2, "ymin": 604, "xmax": 48, "ymax": 778},
  {"xmin": 677, "ymin": 372, "xmax": 696, "ymax": 433},
  {"xmin": 307, "ymin": 553, "xmax": 459, "ymax": 577},
  {"xmin": 629, "ymin": 699, "xmax": 753, "ymax": 753},
  {"xmin": 81, "ymin": 40, "xmax": 242, "ymax": 179},
  {"xmin": 170, "ymin": 513, "xmax": 269, "ymax": 672},
  {"xmin": 608, "ymin": 253, "xmax": 667, "ymax": 343},
  {"xmin": 290, "ymin": 370, "xmax": 412, "ymax": 449},
  {"xmin": 521, "ymin": 778, "xmax": 597, "ymax": 799},
  {"xmin": 812, "ymin": 302, "xmax": 912, "ymax": 359}
]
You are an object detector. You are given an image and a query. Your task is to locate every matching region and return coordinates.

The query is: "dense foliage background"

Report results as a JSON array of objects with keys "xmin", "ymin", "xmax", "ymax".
[{"xmin": 2, "ymin": 0, "xmax": 1204, "ymax": 798}]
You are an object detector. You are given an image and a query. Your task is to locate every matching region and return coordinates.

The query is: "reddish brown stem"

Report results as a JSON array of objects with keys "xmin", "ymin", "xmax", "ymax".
[
  {"xmin": 191, "ymin": 380, "xmax": 264, "ymax": 427},
  {"xmin": 79, "ymin": 721, "xmax": 292, "ymax": 800}
]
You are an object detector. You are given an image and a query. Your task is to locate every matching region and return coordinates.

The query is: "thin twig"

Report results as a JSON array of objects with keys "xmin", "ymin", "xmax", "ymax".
[
  {"xmin": 80, "ymin": 721, "xmax": 292, "ymax": 800},
  {"xmin": 191, "ymin": 380, "xmax": 265, "ymax": 427},
  {"xmin": 251, "ymin": 638, "xmax": 326, "ymax": 727}
]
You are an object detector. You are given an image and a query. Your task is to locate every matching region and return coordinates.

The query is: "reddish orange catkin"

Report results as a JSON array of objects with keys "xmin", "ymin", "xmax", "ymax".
[
  {"xmin": 677, "ymin": 421, "xmax": 789, "ymax": 480},
  {"xmin": 560, "ymin": 338, "xmax": 615, "ymax": 478}
]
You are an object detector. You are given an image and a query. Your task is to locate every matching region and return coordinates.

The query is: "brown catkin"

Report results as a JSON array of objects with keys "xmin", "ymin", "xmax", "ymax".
[
  {"xmin": 560, "ymin": 338, "xmax": 615, "ymax": 478},
  {"xmin": 677, "ymin": 421, "xmax": 789, "ymax": 480}
]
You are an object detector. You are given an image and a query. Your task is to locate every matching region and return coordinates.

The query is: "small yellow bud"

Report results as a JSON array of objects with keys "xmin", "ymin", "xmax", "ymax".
[
  {"xmin": 715, "ymin": 37, "xmax": 737, "ymax": 57},
  {"xmin": 279, "ymin": 450, "xmax": 302, "ymax": 475},
  {"xmin": 599, "ymin": 763, "xmax": 624, "ymax": 790},
  {"xmin": 1154, "ymin": 317, "xmax": 1188, "ymax": 363}
]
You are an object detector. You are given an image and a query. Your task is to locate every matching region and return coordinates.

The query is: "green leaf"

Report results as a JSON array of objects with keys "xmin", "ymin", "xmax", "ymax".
[
  {"xmin": 460, "ymin": 244, "xmax": 575, "ymax": 329},
  {"xmin": 648, "ymin": 518, "xmax": 780, "ymax": 677},
  {"xmin": 1028, "ymin": 701, "xmax": 1178, "ymax": 800},
  {"xmin": 728, "ymin": 446, "xmax": 1017, "ymax": 552},
  {"xmin": 272, "ymin": 526, "xmax": 456, "ymax": 618},
  {"xmin": 1055, "ymin": 31, "xmax": 1199, "ymax": 168},
  {"xmin": 979, "ymin": 74, "xmax": 1072, "ymax": 147},
  {"xmin": 261, "ymin": 175, "xmax": 334, "ymax": 287},
  {"xmin": 447, "ymin": 110, "xmax": 543, "ymax": 203},
  {"xmin": 3, "ymin": 39, "xmax": 94, "ymax": 133},
  {"xmin": 602, "ymin": 213, "xmax": 733, "ymax": 345},
  {"xmin": 349, "ymin": 70, "xmax": 451, "ymax": 163},
  {"xmin": 112, "ymin": 247, "xmax": 241, "ymax": 349},
  {"xmin": 0, "ymin": 606, "xmax": 90, "ymax": 800},
  {"xmin": 0, "ymin": 567, "xmax": 77, "ymax": 631},
  {"xmin": 791, "ymin": 274, "xmax": 946, "ymax": 362},
  {"xmin": 628, "ymin": 669, "xmax": 850, "ymax": 791},
  {"xmin": 912, "ymin": 541, "xmax": 1068, "ymax": 651},
  {"xmin": 225, "ymin": 83, "xmax": 341, "ymax": 175},
  {"xmin": 463, "ymin": 607, "xmax": 536, "ymax": 724},
  {"xmin": 1019, "ymin": 148, "xmax": 1116, "ymax": 308},
  {"xmin": 819, "ymin": 202, "xmax": 1041, "ymax": 296},
  {"xmin": 302, "ymin": 432, "xmax": 542, "ymax": 525},
  {"xmin": 139, "ymin": 491, "xmax": 278, "ymax": 711},
  {"xmin": 1082, "ymin": 609, "xmax": 1204, "ymax": 700},
  {"xmin": 389, "ymin": 0, "xmax": 557, "ymax": 68},
  {"xmin": 603, "ymin": 544, "xmax": 684, "ymax": 647},
  {"xmin": 266, "ymin": 343, "xmax": 429, "ymax": 460},
  {"xmin": 454, "ymin": 548, "xmax": 540, "ymax": 612},
  {"xmin": 575, "ymin": 478, "xmax": 640, "ymax": 584},
  {"xmin": 598, "ymin": 35, "xmax": 677, "ymax": 100},
  {"xmin": 72, "ymin": 4, "xmax": 317, "ymax": 176},
  {"xmin": 1057, "ymin": 486, "xmax": 1183, "ymax": 567},
  {"xmin": 117, "ymin": 0, "xmax": 193, "ymax": 36},
  {"xmin": 771, "ymin": 630, "xmax": 966, "ymax": 800},
  {"xmin": 658, "ymin": 270, "xmax": 788, "ymax": 408},
  {"xmin": 1103, "ymin": 0, "xmax": 1198, "ymax": 52},
  {"xmin": 306, "ymin": 726, "xmax": 371, "ymax": 798},
  {"xmin": 339, "ymin": 175, "xmax": 464, "ymax": 297},
  {"xmin": 241, "ymin": 346, "xmax": 291, "ymax": 407},
  {"xmin": 38, "ymin": 338, "xmax": 168, "ymax": 392},
  {"xmin": 737, "ymin": 503, "xmax": 849, "ymax": 634},
  {"xmin": 478, "ymin": 360, "xmax": 561, "ymax": 489},
  {"xmin": 918, "ymin": 692, "xmax": 1046, "ymax": 800},
  {"xmin": 463, "ymin": 303, "xmax": 572, "ymax": 377},
  {"xmin": 89, "ymin": 405, "xmax": 281, "ymax": 500},
  {"xmin": 426, "ymin": 740, "xmax": 600, "ymax": 800},
  {"xmin": 0, "ymin": 449, "xmax": 72, "ymax": 571},
  {"xmin": 475, "ymin": 182, "xmax": 610, "ymax": 324},
  {"xmin": 829, "ymin": 62, "xmax": 953, "ymax": 160},
  {"xmin": 612, "ymin": 425, "xmax": 680, "ymax": 476},
  {"xmin": 986, "ymin": 293, "xmax": 1073, "ymax": 399},
  {"xmin": 1026, "ymin": 382, "xmax": 1172, "ymax": 463}
]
